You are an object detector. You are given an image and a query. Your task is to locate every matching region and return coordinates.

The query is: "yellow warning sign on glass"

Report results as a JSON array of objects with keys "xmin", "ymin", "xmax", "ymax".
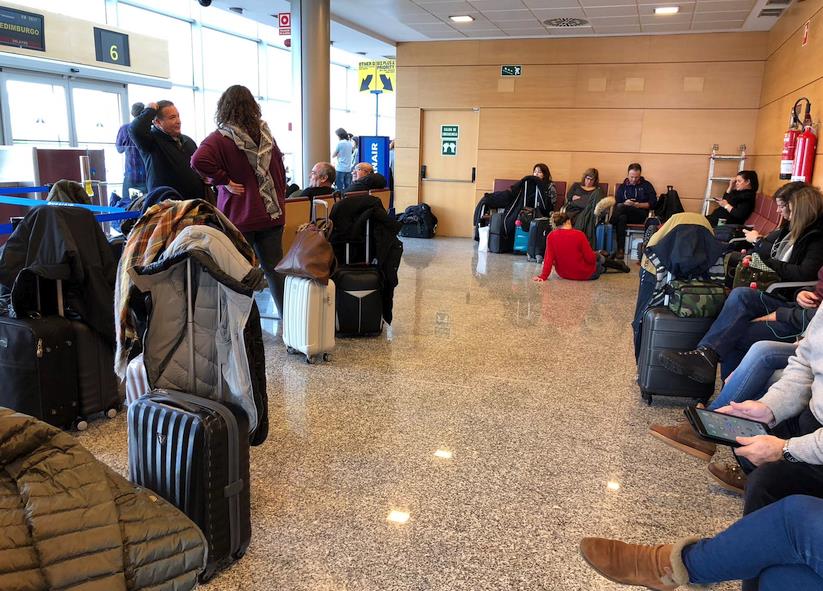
[{"xmin": 358, "ymin": 60, "xmax": 395, "ymax": 94}]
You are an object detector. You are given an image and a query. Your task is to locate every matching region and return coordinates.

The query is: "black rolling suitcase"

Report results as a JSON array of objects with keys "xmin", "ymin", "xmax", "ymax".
[
  {"xmin": 72, "ymin": 320, "xmax": 120, "ymax": 429},
  {"xmin": 488, "ymin": 212, "xmax": 511, "ymax": 253},
  {"xmin": 637, "ymin": 307, "xmax": 715, "ymax": 405},
  {"xmin": 334, "ymin": 219, "xmax": 384, "ymax": 336},
  {"xmin": 128, "ymin": 259, "xmax": 251, "ymax": 582},
  {"xmin": 0, "ymin": 278, "xmax": 78, "ymax": 430},
  {"xmin": 527, "ymin": 217, "xmax": 551, "ymax": 260}
]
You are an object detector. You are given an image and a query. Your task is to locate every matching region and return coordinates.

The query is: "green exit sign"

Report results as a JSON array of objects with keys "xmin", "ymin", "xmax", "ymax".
[{"xmin": 501, "ymin": 65, "xmax": 522, "ymax": 76}]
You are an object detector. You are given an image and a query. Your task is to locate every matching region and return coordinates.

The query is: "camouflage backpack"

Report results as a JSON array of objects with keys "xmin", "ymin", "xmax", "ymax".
[{"xmin": 666, "ymin": 279, "xmax": 726, "ymax": 319}]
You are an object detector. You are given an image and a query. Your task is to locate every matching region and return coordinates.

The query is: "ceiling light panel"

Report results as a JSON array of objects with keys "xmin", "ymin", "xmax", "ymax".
[
  {"xmin": 450, "ymin": 15, "xmax": 475, "ymax": 22},
  {"xmin": 654, "ymin": 6, "xmax": 681, "ymax": 14}
]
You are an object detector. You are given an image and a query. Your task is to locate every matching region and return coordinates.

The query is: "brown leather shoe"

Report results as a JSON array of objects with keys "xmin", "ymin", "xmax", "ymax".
[
  {"xmin": 579, "ymin": 537, "xmax": 695, "ymax": 590},
  {"xmin": 649, "ymin": 422, "xmax": 716, "ymax": 462},
  {"xmin": 708, "ymin": 462, "xmax": 747, "ymax": 494}
]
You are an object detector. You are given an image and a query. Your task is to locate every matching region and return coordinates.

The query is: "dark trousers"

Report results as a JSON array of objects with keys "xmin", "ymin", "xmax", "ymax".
[
  {"xmin": 610, "ymin": 204, "xmax": 647, "ymax": 252},
  {"xmin": 738, "ymin": 408, "xmax": 823, "ymax": 591},
  {"xmin": 243, "ymin": 226, "xmax": 285, "ymax": 317},
  {"xmin": 698, "ymin": 287, "xmax": 797, "ymax": 378}
]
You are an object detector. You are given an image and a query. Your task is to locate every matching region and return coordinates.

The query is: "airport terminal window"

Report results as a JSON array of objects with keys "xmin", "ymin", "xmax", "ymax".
[
  {"xmin": 267, "ymin": 46, "xmax": 291, "ymax": 102},
  {"xmin": 330, "ymin": 64, "xmax": 348, "ymax": 111},
  {"xmin": 199, "ymin": 5, "xmax": 257, "ymax": 37},
  {"xmin": 117, "ymin": 4, "xmax": 195, "ymax": 85},
  {"xmin": 17, "ymin": 0, "xmax": 107, "ymax": 23},
  {"xmin": 73, "ymin": 85, "xmax": 127, "ymax": 185},
  {"xmin": 202, "ymin": 28, "xmax": 259, "ymax": 96},
  {"xmin": 6, "ymin": 79, "xmax": 70, "ymax": 146},
  {"xmin": 121, "ymin": 0, "xmax": 192, "ymax": 19}
]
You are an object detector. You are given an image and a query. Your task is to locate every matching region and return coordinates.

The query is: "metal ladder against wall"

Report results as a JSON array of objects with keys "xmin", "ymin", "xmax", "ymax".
[{"xmin": 702, "ymin": 144, "xmax": 747, "ymax": 215}]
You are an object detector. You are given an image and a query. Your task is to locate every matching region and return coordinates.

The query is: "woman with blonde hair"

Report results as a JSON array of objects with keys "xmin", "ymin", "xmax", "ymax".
[{"xmin": 191, "ymin": 84, "xmax": 287, "ymax": 316}]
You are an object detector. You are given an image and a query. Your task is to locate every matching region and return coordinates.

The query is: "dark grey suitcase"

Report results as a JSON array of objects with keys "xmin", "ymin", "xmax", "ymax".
[
  {"xmin": 527, "ymin": 217, "xmax": 551, "ymax": 260},
  {"xmin": 488, "ymin": 212, "xmax": 510, "ymax": 253},
  {"xmin": 72, "ymin": 320, "xmax": 120, "ymax": 429},
  {"xmin": 637, "ymin": 307, "xmax": 715, "ymax": 405},
  {"xmin": 0, "ymin": 278, "xmax": 79, "ymax": 429},
  {"xmin": 128, "ymin": 259, "xmax": 251, "ymax": 582}
]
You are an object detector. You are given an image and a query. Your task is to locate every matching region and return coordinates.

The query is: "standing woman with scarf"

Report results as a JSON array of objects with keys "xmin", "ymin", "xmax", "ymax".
[{"xmin": 192, "ymin": 85, "xmax": 287, "ymax": 317}]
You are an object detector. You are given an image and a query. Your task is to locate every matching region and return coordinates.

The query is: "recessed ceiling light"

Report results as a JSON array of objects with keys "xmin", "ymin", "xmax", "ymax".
[
  {"xmin": 654, "ymin": 6, "xmax": 680, "ymax": 15},
  {"xmin": 387, "ymin": 510, "xmax": 410, "ymax": 524},
  {"xmin": 450, "ymin": 15, "xmax": 475, "ymax": 23},
  {"xmin": 607, "ymin": 481, "xmax": 621, "ymax": 491},
  {"xmin": 433, "ymin": 449, "xmax": 453, "ymax": 459}
]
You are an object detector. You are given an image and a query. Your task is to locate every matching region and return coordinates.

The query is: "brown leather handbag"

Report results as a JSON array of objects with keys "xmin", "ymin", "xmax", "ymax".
[{"xmin": 275, "ymin": 219, "xmax": 336, "ymax": 284}]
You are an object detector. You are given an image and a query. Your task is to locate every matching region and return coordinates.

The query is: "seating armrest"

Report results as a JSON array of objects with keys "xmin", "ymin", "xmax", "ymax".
[{"xmin": 765, "ymin": 281, "xmax": 817, "ymax": 294}]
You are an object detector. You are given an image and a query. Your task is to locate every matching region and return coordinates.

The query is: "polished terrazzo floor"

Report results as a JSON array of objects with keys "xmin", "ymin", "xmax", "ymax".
[{"xmin": 78, "ymin": 237, "xmax": 742, "ymax": 590}]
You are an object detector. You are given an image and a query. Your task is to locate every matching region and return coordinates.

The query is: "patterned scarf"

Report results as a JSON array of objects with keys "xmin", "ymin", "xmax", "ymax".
[{"xmin": 218, "ymin": 121, "xmax": 282, "ymax": 221}]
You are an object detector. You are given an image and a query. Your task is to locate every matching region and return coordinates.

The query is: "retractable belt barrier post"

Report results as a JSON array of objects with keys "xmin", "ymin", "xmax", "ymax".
[{"xmin": 0, "ymin": 188, "xmax": 140, "ymax": 235}]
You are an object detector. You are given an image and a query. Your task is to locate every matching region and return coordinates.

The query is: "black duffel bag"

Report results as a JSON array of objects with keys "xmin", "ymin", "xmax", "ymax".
[{"xmin": 398, "ymin": 203, "xmax": 438, "ymax": 238}]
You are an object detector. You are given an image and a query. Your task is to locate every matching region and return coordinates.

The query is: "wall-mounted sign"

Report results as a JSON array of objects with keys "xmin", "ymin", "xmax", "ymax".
[
  {"xmin": 440, "ymin": 125, "xmax": 459, "ymax": 156},
  {"xmin": 94, "ymin": 27, "xmax": 130, "ymax": 66},
  {"xmin": 278, "ymin": 12, "xmax": 290, "ymax": 36},
  {"xmin": 501, "ymin": 65, "xmax": 522, "ymax": 77},
  {"xmin": 0, "ymin": 6, "xmax": 45, "ymax": 52},
  {"xmin": 358, "ymin": 60, "xmax": 396, "ymax": 94}
]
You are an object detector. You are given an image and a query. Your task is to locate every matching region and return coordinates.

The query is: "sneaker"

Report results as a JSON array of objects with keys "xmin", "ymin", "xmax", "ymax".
[
  {"xmin": 660, "ymin": 348, "xmax": 718, "ymax": 384},
  {"xmin": 536, "ymin": 255, "xmax": 543, "ymax": 264},
  {"xmin": 649, "ymin": 422, "xmax": 716, "ymax": 462},
  {"xmin": 526, "ymin": 255, "xmax": 536, "ymax": 262},
  {"xmin": 708, "ymin": 462, "xmax": 746, "ymax": 494}
]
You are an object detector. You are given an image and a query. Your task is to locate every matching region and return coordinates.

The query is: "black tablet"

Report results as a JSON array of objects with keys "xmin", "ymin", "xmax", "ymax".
[{"xmin": 684, "ymin": 407, "xmax": 770, "ymax": 447}]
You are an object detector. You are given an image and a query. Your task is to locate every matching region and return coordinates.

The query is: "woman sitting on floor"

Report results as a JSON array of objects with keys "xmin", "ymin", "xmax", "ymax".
[{"xmin": 532, "ymin": 212, "xmax": 623, "ymax": 282}]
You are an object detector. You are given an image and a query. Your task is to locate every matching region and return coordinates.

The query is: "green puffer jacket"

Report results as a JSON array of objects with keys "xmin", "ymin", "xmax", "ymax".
[{"xmin": 0, "ymin": 407, "xmax": 207, "ymax": 590}]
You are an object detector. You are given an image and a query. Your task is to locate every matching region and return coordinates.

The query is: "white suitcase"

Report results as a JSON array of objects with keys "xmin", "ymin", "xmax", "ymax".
[
  {"xmin": 283, "ymin": 276, "xmax": 335, "ymax": 364},
  {"xmin": 124, "ymin": 353, "xmax": 150, "ymax": 406}
]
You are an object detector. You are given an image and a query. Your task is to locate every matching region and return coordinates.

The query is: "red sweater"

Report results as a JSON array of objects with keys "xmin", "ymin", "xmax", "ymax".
[
  {"xmin": 191, "ymin": 131, "xmax": 287, "ymax": 233},
  {"xmin": 538, "ymin": 228, "xmax": 597, "ymax": 281}
]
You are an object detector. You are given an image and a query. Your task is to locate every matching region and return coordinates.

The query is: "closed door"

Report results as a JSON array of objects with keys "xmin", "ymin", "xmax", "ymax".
[{"xmin": 419, "ymin": 109, "xmax": 478, "ymax": 237}]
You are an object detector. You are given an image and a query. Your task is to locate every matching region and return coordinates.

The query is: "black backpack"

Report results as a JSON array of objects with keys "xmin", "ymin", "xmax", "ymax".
[{"xmin": 398, "ymin": 203, "xmax": 438, "ymax": 238}]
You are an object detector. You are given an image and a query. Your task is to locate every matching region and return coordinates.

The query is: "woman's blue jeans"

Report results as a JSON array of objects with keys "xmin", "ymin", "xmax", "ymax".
[
  {"xmin": 683, "ymin": 495, "xmax": 823, "ymax": 589},
  {"xmin": 707, "ymin": 340, "xmax": 797, "ymax": 411}
]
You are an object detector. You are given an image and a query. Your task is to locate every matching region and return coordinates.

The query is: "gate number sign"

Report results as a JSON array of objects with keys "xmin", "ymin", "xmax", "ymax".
[{"xmin": 94, "ymin": 27, "xmax": 130, "ymax": 67}]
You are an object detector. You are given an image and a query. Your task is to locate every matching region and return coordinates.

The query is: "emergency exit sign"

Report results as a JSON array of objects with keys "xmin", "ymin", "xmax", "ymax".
[{"xmin": 501, "ymin": 65, "xmax": 522, "ymax": 76}]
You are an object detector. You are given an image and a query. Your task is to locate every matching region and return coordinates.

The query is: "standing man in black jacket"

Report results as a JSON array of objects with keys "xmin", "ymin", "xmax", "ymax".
[{"xmin": 128, "ymin": 101, "xmax": 206, "ymax": 199}]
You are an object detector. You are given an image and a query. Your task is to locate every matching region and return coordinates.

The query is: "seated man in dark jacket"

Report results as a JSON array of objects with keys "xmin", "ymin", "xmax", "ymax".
[
  {"xmin": 611, "ymin": 163, "xmax": 656, "ymax": 257},
  {"xmin": 289, "ymin": 161, "xmax": 336, "ymax": 199},
  {"xmin": 343, "ymin": 162, "xmax": 386, "ymax": 194}
]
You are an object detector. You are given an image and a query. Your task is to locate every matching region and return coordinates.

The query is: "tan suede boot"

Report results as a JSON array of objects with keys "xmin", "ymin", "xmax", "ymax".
[
  {"xmin": 579, "ymin": 536, "xmax": 698, "ymax": 590},
  {"xmin": 649, "ymin": 421, "xmax": 717, "ymax": 462}
]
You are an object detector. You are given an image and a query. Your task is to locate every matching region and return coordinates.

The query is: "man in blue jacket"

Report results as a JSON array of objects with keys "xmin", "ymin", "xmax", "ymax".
[{"xmin": 612, "ymin": 163, "xmax": 656, "ymax": 257}]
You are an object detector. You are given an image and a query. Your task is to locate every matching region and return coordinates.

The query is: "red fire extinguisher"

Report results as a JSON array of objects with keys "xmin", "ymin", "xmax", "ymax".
[
  {"xmin": 780, "ymin": 104, "xmax": 802, "ymax": 180},
  {"xmin": 791, "ymin": 98, "xmax": 817, "ymax": 183}
]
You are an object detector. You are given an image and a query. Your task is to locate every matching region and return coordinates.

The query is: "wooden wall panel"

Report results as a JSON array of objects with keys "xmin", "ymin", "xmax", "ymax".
[
  {"xmin": 395, "ymin": 108, "xmax": 421, "ymax": 149},
  {"xmin": 397, "ymin": 32, "xmax": 767, "ymax": 67},
  {"xmin": 397, "ymin": 62, "xmax": 763, "ymax": 110},
  {"xmin": 640, "ymin": 110, "xmax": 757, "ymax": 154},
  {"xmin": 394, "ymin": 147, "xmax": 420, "ymax": 190},
  {"xmin": 394, "ymin": 186, "xmax": 419, "ymax": 211},
  {"xmin": 767, "ymin": 0, "xmax": 823, "ymax": 55},
  {"xmin": 479, "ymin": 108, "xmax": 644, "ymax": 152},
  {"xmin": 761, "ymin": 12, "xmax": 823, "ymax": 106}
]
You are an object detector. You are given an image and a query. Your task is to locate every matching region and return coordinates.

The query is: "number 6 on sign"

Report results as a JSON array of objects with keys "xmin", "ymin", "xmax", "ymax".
[{"xmin": 110, "ymin": 45, "xmax": 118, "ymax": 61}]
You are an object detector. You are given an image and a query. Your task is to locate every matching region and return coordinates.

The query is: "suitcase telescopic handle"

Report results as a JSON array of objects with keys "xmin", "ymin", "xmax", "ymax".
[{"xmin": 311, "ymin": 197, "xmax": 330, "ymax": 223}]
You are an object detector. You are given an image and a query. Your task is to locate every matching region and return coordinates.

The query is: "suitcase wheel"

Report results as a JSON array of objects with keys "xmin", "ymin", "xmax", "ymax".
[
  {"xmin": 306, "ymin": 355, "xmax": 316, "ymax": 364},
  {"xmin": 286, "ymin": 346, "xmax": 296, "ymax": 355},
  {"xmin": 233, "ymin": 549, "xmax": 246, "ymax": 560},
  {"xmin": 640, "ymin": 390, "xmax": 653, "ymax": 406},
  {"xmin": 106, "ymin": 408, "xmax": 118, "ymax": 419},
  {"xmin": 74, "ymin": 418, "xmax": 89, "ymax": 431},
  {"xmin": 323, "ymin": 353, "xmax": 331, "ymax": 362}
]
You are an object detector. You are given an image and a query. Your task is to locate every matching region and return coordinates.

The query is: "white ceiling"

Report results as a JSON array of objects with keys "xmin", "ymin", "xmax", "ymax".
[{"xmin": 209, "ymin": 0, "xmax": 789, "ymax": 57}]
